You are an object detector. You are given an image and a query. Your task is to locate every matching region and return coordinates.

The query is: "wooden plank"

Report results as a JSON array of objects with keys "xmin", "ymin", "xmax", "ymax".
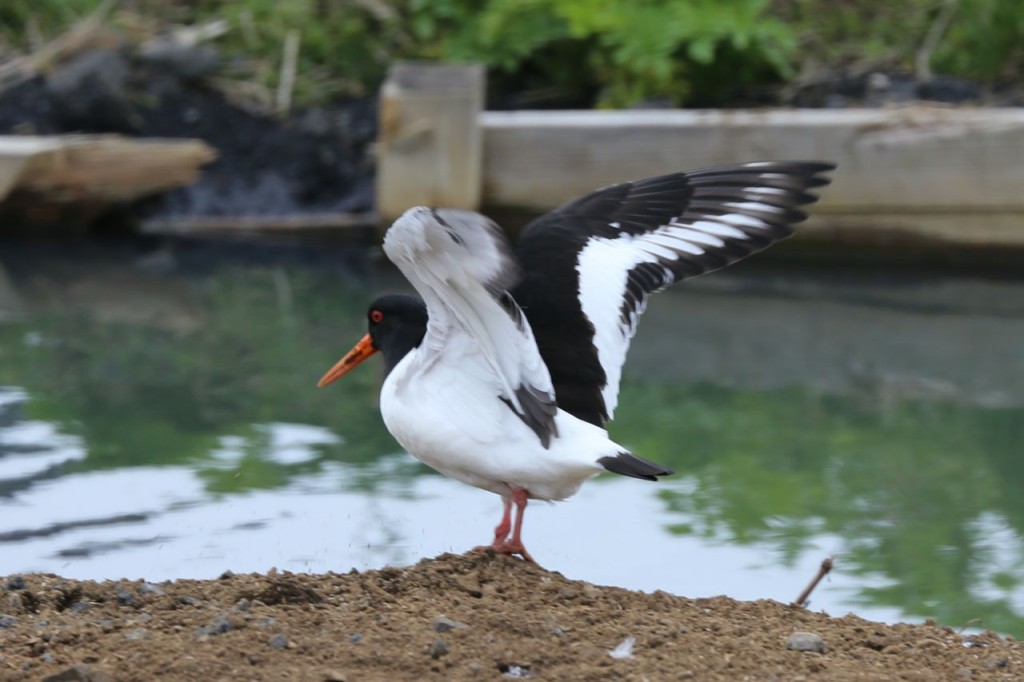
[
  {"xmin": 480, "ymin": 108, "xmax": 1024, "ymax": 215},
  {"xmin": 376, "ymin": 61, "xmax": 485, "ymax": 224},
  {"xmin": 0, "ymin": 135, "xmax": 215, "ymax": 204},
  {"xmin": 0, "ymin": 138, "xmax": 63, "ymax": 201}
]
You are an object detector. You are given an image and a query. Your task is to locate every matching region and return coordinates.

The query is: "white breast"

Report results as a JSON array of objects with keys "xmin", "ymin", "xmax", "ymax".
[{"xmin": 379, "ymin": 334, "xmax": 617, "ymax": 501}]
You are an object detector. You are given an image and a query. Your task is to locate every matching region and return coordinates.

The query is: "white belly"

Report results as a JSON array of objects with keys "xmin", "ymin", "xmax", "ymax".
[{"xmin": 379, "ymin": 345, "xmax": 616, "ymax": 501}]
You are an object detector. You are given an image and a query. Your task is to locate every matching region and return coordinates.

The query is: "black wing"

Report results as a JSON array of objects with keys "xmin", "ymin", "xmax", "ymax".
[{"xmin": 512, "ymin": 160, "xmax": 836, "ymax": 427}]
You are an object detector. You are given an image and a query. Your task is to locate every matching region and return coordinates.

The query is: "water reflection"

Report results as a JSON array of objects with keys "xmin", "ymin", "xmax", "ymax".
[{"xmin": 1, "ymin": 246, "xmax": 1023, "ymax": 636}]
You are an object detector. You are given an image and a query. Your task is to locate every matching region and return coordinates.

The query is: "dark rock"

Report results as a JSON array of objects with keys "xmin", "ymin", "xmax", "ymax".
[
  {"xmin": 114, "ymin": 589, "xmax": 137, "ymax": 607},
  {"xmin": 0, "ymin": 614, "xmax": 17, "ymax": 628},
  {"xmin": 178, "ymin": 596, "xmax": 201, "ymax": 607},
  {"xmin": 46, "ymin": 49, "xmax": 139, "ymax": 133},
  {"xmin": 786, "ymin": 631, "xmax": 827, "ymax": 654},
  {"xmin": 196, "ymin": 614, "xmax": 232, "ymax": 637},
  {"xmin": 69, "ymin": 601, "xmax": 91, "ymax": 614},
  {"xmin": 218, "ymin": 570, "xmax": 235, "ymax": 580},
  {"xmin": 429, "ymin": 640, "xmax": 449, "ymax": 660},
  {"xmin": 348, "ymin": 633, "xmax": 363, "ymax": 643},
  {"xmin": 268, "ymin": 633, "xmax": 289, "ymax": 649},
  {"xmin": 4, "ymin": 575, "xmax": 26, "ymax": 590}
]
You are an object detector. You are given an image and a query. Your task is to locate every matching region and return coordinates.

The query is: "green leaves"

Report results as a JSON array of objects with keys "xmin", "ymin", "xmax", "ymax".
[{"xmin": 406, "ymin": 0, "xmax": 796, "ymax": 106}]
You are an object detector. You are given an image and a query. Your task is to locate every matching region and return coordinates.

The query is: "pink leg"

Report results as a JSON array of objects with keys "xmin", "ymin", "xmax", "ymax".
[
  {"xmin": 473, "ymin": 494, "xmax": 512, "ymax": 553},
  {"xmin": 491, "ymin": 487, "xmax": 535, "ymax": 562},
  {"xmin": 491, "ymin": 495, "xmax": 512, "ymax": 545}
]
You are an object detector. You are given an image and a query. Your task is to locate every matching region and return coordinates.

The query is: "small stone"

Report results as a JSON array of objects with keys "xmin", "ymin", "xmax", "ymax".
[
  {"xmin": 234, "ymin": 598, "xmax": 252, "ymax": 612},
  {"xmin": 323, "ymin": 671, "xmax": 347, "ymax": 682},
  {"xmin": 7, "ymin": 594, "xmax": 21, "ymax": 610},
  {"xmin": 114, "ymin": 590, "xmax": 136, "ymax": 607},
  {"xmin": 348, "ymin": 633, "xmax": 362, "ymax": 643},
  {"xmin": 429, "ymin": 640, "xmax": 449, "ymax": 659},
  {"xmin": 786, "ymin": 631, "xmax": 826, "ymax": 654},
  {"xmin": 4, "ymin": 576, "xmax": 26, "ymax": 591},
  {"xmin": 40, "ymin": 652, "xmax": 56, "ymax": 663},
  {"xmin": 268, "ymin": 634, "xmax": 289, "ymax": 649},
  {"xmin": 196, "ymin": 614, "xmax": 232, "ymax": 637},
  {"xmin": 679, "ymin": 672, "xmax": 696, "ymax": 680},
  {"xmin": 219, "ymin": 570, "xmax": 235, "ymax": 580},
  {"xmin": 178, "ymin": 596, "xmax": 201, "ymax": 607},
  {"xmin": 0, "ymin": 614, "xmax": 16, "ymax": 628},
  {"xmin": 434, "ymin": 617, "xmax": 468, "ymax": 633},
  {"xmin": 138, "ymin": 583, "xmax": 165, "ymax": 597},
  {"xmin": 124, "ymin": 629, "xmax": 149, "ymax": 641},
  {"xmin": 69, "ymin": 602, "xmax": 90, "ymax": 614}
]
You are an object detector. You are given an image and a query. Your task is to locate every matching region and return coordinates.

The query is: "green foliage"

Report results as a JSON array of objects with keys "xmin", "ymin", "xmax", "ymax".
[
  {"xmin": 782, "ymin": 0, "xmax": 1024, "ymax": 85},
  {"xmin": 405, "ymin": 0, "xmax": 796, "ymax": 106},
  {"xmin": 1, "ymin": 1, "xmax": 1022, "ymax": 108}
]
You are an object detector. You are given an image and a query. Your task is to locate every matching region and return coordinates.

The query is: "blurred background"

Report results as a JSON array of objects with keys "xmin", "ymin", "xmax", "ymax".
[{"xmin": 1, "ymin": 0, "xmax": 1023, "ymax": 638}]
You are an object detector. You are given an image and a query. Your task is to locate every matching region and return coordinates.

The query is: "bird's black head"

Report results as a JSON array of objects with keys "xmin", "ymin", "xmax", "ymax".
[{"xmin": 317, "ymin": 294, "xmax": 428, "ymax": 387}]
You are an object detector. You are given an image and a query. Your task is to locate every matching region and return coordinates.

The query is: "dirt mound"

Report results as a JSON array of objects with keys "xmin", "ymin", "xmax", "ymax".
[{"xmin": 1, "ymin": 552, "xmax": 1021, "ymax": 681}]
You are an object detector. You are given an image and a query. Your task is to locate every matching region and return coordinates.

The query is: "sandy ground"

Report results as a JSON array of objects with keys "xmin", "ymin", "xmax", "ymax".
[{"xmin": 1, "ymin": 552, "xmax": 1021, "ymax": 681}]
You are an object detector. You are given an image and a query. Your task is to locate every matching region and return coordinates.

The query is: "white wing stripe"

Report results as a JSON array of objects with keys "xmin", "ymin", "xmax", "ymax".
[
  {"xmin": 719, "ymin": 213, "xmax": 769, "ymax": 229},
  {"xmin": 683, "ymin": 220, "xmax": 750, "ymax": 239}
]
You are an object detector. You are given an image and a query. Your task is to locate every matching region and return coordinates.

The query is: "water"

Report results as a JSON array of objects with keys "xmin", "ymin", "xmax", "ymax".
[{"xmin": 1, "ymin": 245, "xmax": 1023, "ymax": 636}]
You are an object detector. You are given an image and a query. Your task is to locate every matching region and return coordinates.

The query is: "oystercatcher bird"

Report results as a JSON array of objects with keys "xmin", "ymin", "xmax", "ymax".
[{"xmin": 319, "ymin": 161, "xmax": 835, "ymax": 561}]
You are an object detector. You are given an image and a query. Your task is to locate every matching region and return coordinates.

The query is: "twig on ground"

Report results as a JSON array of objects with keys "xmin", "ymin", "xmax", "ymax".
[
  {"xmin": 958, "ymin": 618, "xmax": 982, "ymax": 634},
  {"xmin": 792, "ymin": 556, "xmax": 834, "ymax": 608}
]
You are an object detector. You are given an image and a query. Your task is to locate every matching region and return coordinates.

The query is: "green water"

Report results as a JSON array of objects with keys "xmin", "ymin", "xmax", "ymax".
[{"xmin": 1, "ymin": 249, "xmax": 1023, "ymax": 636}]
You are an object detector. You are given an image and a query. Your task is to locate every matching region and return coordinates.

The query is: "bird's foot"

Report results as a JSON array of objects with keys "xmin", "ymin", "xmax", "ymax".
[
  {"xmin": 471, "ymin": 542, "xmax": 535, "ymax": 563},
  {"xmin": 491, "ymin": 540, "xmax": 535, "ymax": 563}
]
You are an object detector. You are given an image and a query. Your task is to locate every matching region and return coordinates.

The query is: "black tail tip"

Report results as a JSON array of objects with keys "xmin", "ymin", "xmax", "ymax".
[{"xmin": 598, "ymin": 452, "xmax": 674, "ymax": 482}]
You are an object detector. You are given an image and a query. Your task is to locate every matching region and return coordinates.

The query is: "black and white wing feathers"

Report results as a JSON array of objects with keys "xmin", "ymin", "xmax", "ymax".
[
  {"xmin": 513, "ymin": 160, "xmax": 835, "ymax": 427},
  {"xmin": 383, "ymin": 207, "xmax": 559, "ymax": 447}
]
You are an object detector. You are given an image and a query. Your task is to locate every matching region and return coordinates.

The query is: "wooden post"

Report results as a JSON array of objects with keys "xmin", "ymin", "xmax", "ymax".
[{"xmin": 376, "ymin": 61, "xmax": 485, "ymax": 228}]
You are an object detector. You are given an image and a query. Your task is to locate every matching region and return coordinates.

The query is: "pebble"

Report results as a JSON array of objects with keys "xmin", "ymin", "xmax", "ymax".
[
  {"xmin": 0, "ymin": 614, "xmax": 17, "ymax": 628},
  {"xmin": 177, "ymin": 596, "xmax": 201, "ymax": 607},
  {"xmin": 234, "ymin": 598, "xmax": 252, "ymax": 612},
  {"xmin": 786, "ymin": 631, "xmax": 827, "ymax": 654},
  {"xmin": 348, "ymin": 633, "xmax": 363, "ymax": 643},
  {"xmin": 268, "ymin": 634, "xmax": 289, "ymax": 650},
  {"xmin": 219, "ymin": 570, "xmax": 235, "ymax": 580},
  {"xmin": 114, "ymin": 590, "xmax": 136, "ymax": 607},
  {"xmin": 69, "ymin": 602, "xmax": 90, "ymax": 614},
  {"xmin": 138, "ymin": 583, "xmax": 165, "ymax": 597},
  {"xmin": 434, "ymin": 617, "xmax": 468, "ymax": 633},
  {"xmin": 196, "ymin": 614, "xmax": 232, "ymax": 637},
  {"xmin": 4, "ymin": 576, "xmax": 26, "ymax": 591},
  {"xmin": 429, "ymin": 640, "xmax": 448, "ymax": 659},
  {"xmin": 124, "ymin": 629, "xmax": 150, "ymax": 641}
]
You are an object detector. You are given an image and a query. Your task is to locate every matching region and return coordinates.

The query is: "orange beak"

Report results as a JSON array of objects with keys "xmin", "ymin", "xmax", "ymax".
[{"xmin": 317, "ymin": 334, "xmax": 379, "ymax": 388}]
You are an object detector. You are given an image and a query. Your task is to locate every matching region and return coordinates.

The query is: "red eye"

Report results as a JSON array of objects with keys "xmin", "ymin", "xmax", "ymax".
[{"xmin": 370, "ymin": 310, "xmax": 384, "ymax": 323}]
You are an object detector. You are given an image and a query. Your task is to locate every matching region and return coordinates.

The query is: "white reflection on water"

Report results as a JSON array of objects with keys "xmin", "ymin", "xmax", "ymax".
[{"xmin": 0, "ymin": 419, "xmax": 908, "ymax": 625}]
